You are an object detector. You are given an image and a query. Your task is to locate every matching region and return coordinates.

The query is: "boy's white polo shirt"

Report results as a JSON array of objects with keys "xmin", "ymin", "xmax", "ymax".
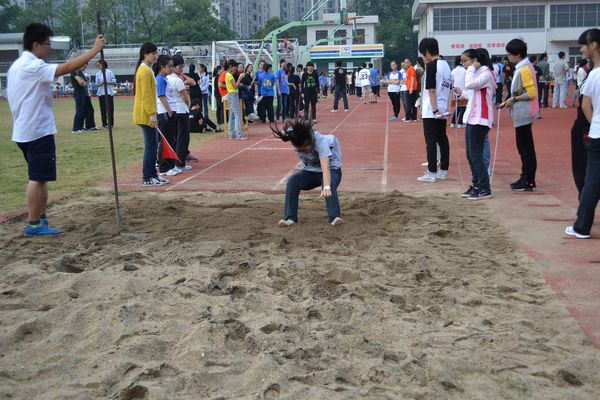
[{"xmin": 7, "ymin": 51, "xmax": 58, "ymax": 143}]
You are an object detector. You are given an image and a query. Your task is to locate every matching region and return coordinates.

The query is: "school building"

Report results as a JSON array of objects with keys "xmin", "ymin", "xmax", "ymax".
[
  {"xmin": 412, "ymin": 0, "xmax": 599, "ymax": 65},
  {"xmin": 304, "ymin": 13, "xmax": 383, "ymax": 74}
]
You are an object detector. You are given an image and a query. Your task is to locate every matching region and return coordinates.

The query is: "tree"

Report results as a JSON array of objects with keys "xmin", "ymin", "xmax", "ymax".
[
  {"xmin": 253, "ymin": 17, "xmax": 307, "ymax": 45},
  {"xmin": 348, "ymin": 0, "xmax": 417, "ymax": 66},
  {"xmin": 0, "ymin": 0, "xmax": 22, "ymax": 32},
  {"xmin": 14, "ymin": 0, "xmax": 55, "ymax": 31},
  {"xmin": 164, "ymin": 0, "xmax": 235, "ymax": 43}
]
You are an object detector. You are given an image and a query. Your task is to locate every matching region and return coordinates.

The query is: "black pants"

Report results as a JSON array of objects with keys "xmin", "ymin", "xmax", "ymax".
[
  {"xmin": 495, "ymin": 83, "xmax": 503, "ymax": 105},
  {"xmin": 423, "ymin": 118, "xmax": 449, "ymax": 173},
  {"xmin": 574, "ymin": 138, "xmax": 600, "ymax": 235},
  {"xmin": 174, "ymin": 113, "xmax": 190, "ymax": 168},
  {"xmin": 451, "ymin": 105, "xmax": 466, "ymax": 125},
  {"xmin": 287, "ymin": 93, "xmax": 299, "ymax": 119},
  {"xmin": 259, "ymin": 96, "xmax": 274, "ymax": 123},
  {"xmin": 406, "ymin": 92, "xmax": 419, "ymax": 121},
  {"xmin": 157, "ymin": 113, "xmax": 176, "ymax": 172},
  {"xmin": 97, "ymin": 95, "xmax": 114, "ymax": 127},
  {"xmin": 540, "ymin": 83, "xmax": 550, "ymax": 107},
  {"xmin": 73, "ymin": 93, "xmax": 96, "ymax": 130},
  {"xmin": 356, "ymin": 86, "xmax": 362, "ymax": 98},
  {"xmin": 466, "ymin": 124, "xmax": 491, "ymax": 191},
  {"xmin": 304, "ymin": 90, "xmax": 318, "ymax": 120},
  {"xmin": 215, "ymin": 94, "xmax": 224, "ymax": 125},
  {"xmin": 388, "ymin": 92, "xmax": 401, "ymax": 117},
  {"xmin": 571, "ymin": 119, "xmax": 589, "ymax": 197},
  {"xmin": 333, "ymin": 85, "xmax": 348, "ymax": 111},
  {"xmin": 515, "ymin": 123, "xmax": 537, "ymax": 185}
]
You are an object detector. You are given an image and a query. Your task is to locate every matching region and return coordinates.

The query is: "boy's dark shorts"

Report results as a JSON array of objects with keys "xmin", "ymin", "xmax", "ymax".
[{"xmin": 17, "ymin": 134, "xmax": 57, "ymax": 182}]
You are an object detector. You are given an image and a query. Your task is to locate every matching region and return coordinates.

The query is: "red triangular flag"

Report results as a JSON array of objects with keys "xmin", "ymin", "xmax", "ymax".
[{"xmin": 156, "ymin": 126, "xmax": 181, "ymax": 163}]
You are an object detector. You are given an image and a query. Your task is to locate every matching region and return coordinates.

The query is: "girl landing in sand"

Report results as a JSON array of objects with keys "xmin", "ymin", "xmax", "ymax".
[{"xmin": 271, "ymin": 119, "xmax": 344, "ymax": 227}]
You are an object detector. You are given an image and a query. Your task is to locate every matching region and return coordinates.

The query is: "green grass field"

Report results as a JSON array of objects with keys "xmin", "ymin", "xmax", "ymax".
[{"xmin": 0, "ymin": 97, "xmax": 215, "ymax": 214}]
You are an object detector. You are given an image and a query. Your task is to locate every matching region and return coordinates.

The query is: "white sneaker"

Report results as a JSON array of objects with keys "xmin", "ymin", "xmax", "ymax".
[
  {"xmin": 457, "ymin": 124, "xmax": 465, "ymax": 128},
  {"xmin": 344, "ymin": 109, "xmax": 349, "ymax": 113},
  {"xmin": 565, "ymin": 226, "xmax": 591, "ymax": 239},
  {"xmin": 159, "ymin": 168, "xmax": 179, "ymax": 176},
  {"xmin": 172, "ymin": 166, "xmax": 182, "ymax": 174},
  {"xmin": 421, "ymin": 161, "xmax": 429, "ymax": 166},
  {"xmin": 331, "ymin": 109, "xmax": 339, "ymax": 113},
  {"xmin": 312, "ymin": 119, "xmax": 318, "ymax": 123},
  {"xmin": 450, "ymin": 123, "xmax": 456, "ymax": 128},
  {"xmin": 436, "ymin": 170, "xmax": 449, "ymax": 180},
  {"xmin": 331, "ymin": 217, "xmax": 344, "ymax": 226},
  {"xmin": 278, "ymin": 219, "xmax": 295, "ymax": 227},
  {"xmin": 417, "ymin": 172, "xmax": 438, "ymax": 182}
]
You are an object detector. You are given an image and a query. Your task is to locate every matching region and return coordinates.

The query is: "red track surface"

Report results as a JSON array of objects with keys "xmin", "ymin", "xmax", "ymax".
[{"xmin": 118, "ymin": 93, "xmax": 600, "ymax": 349}]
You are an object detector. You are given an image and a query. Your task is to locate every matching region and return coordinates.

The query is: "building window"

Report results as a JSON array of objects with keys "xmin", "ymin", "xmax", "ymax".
[
  {"xmin": 433, "ymin": 8, "xmax": 486, "ymax": 32},
  {"xmin": 334, "ymin": 29, "xmax": 347, "ymax": 45},
  {"xmin": 492, "ymin": 6, "xmax": 545, "ymax": 29},
  {"xmin": 550, "ymin": 4, "xmax": 600, "ymax": 27},
  {"xmin": 316, "ymin": 30, "xmax": 328, "ymax": 41},
  {"xmin": 354, "ymin": 29, "xmax": 365, "ymax": 44}
]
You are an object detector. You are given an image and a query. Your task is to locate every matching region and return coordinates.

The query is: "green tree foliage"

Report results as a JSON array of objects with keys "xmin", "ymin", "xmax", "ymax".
[
  {"xmin": 164, "ymin": 0, "xmax": 236, "ymax": 43},
  {"xmin": 0, "ymin": 0, "xmax": 22, "ymax": 32},
  {"xmin": 348, "ymin": 0, "xmax": 417, "ymax": 66},
  {"xmin": 253, "ymin": 17, "xmax": 307, "ymax": 45}
]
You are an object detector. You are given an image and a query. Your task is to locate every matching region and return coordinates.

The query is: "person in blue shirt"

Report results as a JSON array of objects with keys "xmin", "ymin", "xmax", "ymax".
[
  {"xmin": 258, "ymin": 63, "xmax": 276, "ymax": 123},
  {"xmin": 271, "ymin": 119, "xmax": 344, "ymax": 227},
  {"xmin": 369, "ymin": 62, "xmax": 380, "ymax": 98},
  {"xmin": 276, "ymin": 59, "xmax": 289, "ymax": 122},
  {"xmin": 95, "ymin": 59, "xmax": 116, "ymax": 128}
]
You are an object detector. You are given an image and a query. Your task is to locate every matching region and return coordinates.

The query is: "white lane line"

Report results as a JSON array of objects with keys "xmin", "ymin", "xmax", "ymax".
[
  {"xmin": 246, "ymin": 147, "xmax": 294, "ymax": 151},
  {"xmin": 271, "ymin": 103, "xmax": 363, "ymax": 191},
  {"xmin": 166, "ymin": 135, "xmax": 272, "ymax": 191},
  {"xmin": 381, "ymin": 100, "xmax": 390, "ymax": 192}
]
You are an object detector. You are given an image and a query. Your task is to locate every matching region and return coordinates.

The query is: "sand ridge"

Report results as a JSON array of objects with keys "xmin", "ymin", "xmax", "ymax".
[{"xmin": 1, "ymin": 190, "xmax": 599, "ymax": 399}]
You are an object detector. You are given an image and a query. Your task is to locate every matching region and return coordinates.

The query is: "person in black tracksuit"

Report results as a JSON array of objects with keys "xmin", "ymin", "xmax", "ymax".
[{"xmin": 302, "ymin": 61, "xmax": 319, "ymax": 121}]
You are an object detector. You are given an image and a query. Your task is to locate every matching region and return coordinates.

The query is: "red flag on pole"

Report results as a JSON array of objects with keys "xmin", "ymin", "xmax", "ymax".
[{"xmin": 156, "ymin": 126, "xmax": 181, "ymax": 163}]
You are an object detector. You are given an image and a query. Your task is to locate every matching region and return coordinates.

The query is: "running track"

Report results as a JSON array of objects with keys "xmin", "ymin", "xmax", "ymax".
[{"xmin": 117, "ymin": 93, "xmax": 600, "ymax": 349}]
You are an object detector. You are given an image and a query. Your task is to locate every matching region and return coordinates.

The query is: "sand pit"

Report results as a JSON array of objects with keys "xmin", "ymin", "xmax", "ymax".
[{"xmin": 1, "ymin": 190, "xmax": 600, "ymax": 399}]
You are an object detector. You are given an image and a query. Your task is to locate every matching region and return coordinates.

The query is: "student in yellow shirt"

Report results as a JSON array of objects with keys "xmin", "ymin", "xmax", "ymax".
[
  {"xmin": 225, "ymin": 59, "xmax": 247, "ymax": 140},
  {"xmin": 133, "ymin": 42, "xmax": 165, "ymax": 186}
]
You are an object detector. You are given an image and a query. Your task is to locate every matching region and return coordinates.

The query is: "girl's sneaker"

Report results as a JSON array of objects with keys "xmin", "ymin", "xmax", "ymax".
[
  {"xmin": 565, "ymin": 226, "xmax": 591, "ymax": 239},
  {"xmin": 24, "ymin": 224, "xmax": 62, "ymax": 236},
  {"xmin": 461, "ymin": 186, "xmax": 474, "ymax": 198},
  {"xmin": 417, "ymin": 171, "xmax": 437, "ymax": 182},
  {"xmin": 468, "ymin": 190, "xmax": 491, "ymax": 200},
  {"xmin": 156, "ymin": 176, "xmax": 169, "ymax": 184},
  {"xmin": 331, "ymin": 217, "xmax": 345, "ymax": 226},
  {"xmin": 278, "ymin": 219, "xmax": 295, "ymax": 227}
]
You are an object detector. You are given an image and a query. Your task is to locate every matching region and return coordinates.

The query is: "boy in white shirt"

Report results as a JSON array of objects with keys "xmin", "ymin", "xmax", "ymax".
[
  {"xmin": 417, "ymin": 37, "xmax": 452, "ymax": 182},
  {"xmin": 7, "ymin": 23, "xmax": 105, "ymax": 236}
]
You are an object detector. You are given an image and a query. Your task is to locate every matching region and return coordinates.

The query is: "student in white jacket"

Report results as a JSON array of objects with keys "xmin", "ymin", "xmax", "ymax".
[{"xmin": 453, "ymin": 48, "xmax": 497, "ymax": 200}]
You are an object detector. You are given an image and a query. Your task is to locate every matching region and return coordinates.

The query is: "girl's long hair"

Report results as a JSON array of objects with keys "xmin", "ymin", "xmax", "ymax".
[
  {"xmin": 270, "ymin": 118, "xmax": 314, "ymax": 148},
  {"xmin": 135, "ymin": 42, "xmax": 157, "ymax": 77},
  {"xmin": 153, "ymin": 54, "xmax": 172, "ymax": 77}
]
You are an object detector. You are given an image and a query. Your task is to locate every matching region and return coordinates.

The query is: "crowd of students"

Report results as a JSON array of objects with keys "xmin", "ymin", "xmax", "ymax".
[{"xmin": 6, "ymin": 22, "xmax": 600, "ymax": 237}]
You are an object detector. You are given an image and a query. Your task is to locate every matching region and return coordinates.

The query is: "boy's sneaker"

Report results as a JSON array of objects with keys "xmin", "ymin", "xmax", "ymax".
[
  {"xmin": 457, "ymin": 124, "xmax": 465, "ymax": 128},
  {"xmin": 450, "ymin": 123, "xmax": 456, "ymax": 128},
  {"xmin": 160, "ymin": 168, "xmax": 179, "ymax": 176},
  {"xmin": 179, "ymin": 165, "xmax": 193, "ymax": 171},
  {"xmin": 278, "ymin": 219, "xmax": 295, "ymax": 227},
  {"xmin": 344, "ymin": 109, "xmax": 349, "ymax": 113},
  {"xmin": 511, "ymin": 181, "xmax": 535, "ymax": 192},
  {"xmin": 331, "ymin": 217, "xmax": 345, "ymax": 226},
  {"xmin": 565, "ymin": 226, "xmax": 591, "ymax": 239},
  {"xmin": 24, "ymin": 224, "xmax": 62, "ymax": 237},
  {"xmin": 235, "ymin": 135, "xmax": 249, "ymax": 140},
  {"xmin": 436, "ymin": 170, "xmax": 449, "ymax": 180},
  {"xmin": 186, "ymin": 154, "xmax": 199, "ymax": 163},
  {"xmin": 510, "ymin": 177, "xmax": 523, "ymax": 189},
  {"xmin": 90, "ymin": 127, "xmax": 100, "ymax": 131},
  {"xmin": 142, "ymin": 177, "xmax": 165, "ymax": 186},
  {"xmin": 468, "ymin": 189, "xmax": 491, "ymax": 200},
  {"xmin": 331, "ymin": 109, "xmax": 339, "ymax": 113},
  {"xmin": 156, "ymin": 176, "xmax": 169, "ymax": 184},
  {"xmin": 417, "ymin": 171, "xmax": 438, "ymax": 182},
  {"xmin": 389, "ymin": 116, "xmax": 398, "ymax": 121},
  {"xmin": 461, "ymin": 186, "xmax": 474, "ymax": 198},
  {"xmin": 172, "ymin": 166, "xmax": 183, "ymax": 174},
  {"xmin": 72, "ymin": 130, "xmax": 83, "ymax": 134}
]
